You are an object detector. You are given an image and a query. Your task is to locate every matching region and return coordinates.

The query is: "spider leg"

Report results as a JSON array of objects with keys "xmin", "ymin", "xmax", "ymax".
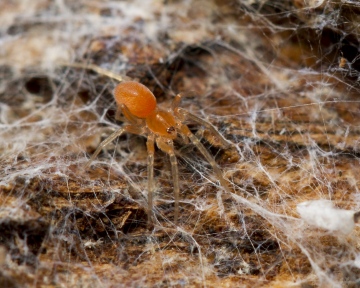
[
  {"xmin": 85, "ymin": 125, "xmax": 144, "ymax": 169},
  {"xmin": 156, "ymin": 138, "xmax": 180, "ymax": 224},
  {"xmin": 171, "ymin": 93, "xmax": 200, "ymax": 143},
  {"xmin": 146, "ymin": 134, "xmax": 155, "ymax": 224},
  {"xmin": 115, "ymin": 108, "xmax": 125, "ymax": 122},
  {"xmin": 118, "ymin": 104, "xmax": 144, "ymax": 125},
  {"xmin": 171, "ymin": 93, "xmax": 183, "ymax": 111},
  {"xmin": 58, "ymin": 61, "xmax": 125, "ymax": 82},
  {"xmin": 175, "ymin": 107, "xmax": 231, "ymax": 148},
  {"xmin": 179, "ymin": 124, "xmax": 228, "ymax": 189}
]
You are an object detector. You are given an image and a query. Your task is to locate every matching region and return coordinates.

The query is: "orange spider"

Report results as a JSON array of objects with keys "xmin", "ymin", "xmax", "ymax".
[{"xmin": 69, "ymin": 63, "xmax": 231, "ymax": 224}]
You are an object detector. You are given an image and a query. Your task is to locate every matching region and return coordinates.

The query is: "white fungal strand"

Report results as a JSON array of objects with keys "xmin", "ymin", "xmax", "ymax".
[{"xmin": 297, "ymin": 200, "xmax": 357, "ymax": 235}]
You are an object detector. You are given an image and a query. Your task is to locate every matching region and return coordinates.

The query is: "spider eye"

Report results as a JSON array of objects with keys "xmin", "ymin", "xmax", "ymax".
[{"xmin": 167, "ymin": 126, "xmax": 176, "ymax": 134}]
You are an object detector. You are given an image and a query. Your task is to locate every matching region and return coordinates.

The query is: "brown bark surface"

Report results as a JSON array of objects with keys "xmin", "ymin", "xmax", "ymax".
[{"xmin": 1, "ymin": 1, "xmax": 360, "ymax": 287}]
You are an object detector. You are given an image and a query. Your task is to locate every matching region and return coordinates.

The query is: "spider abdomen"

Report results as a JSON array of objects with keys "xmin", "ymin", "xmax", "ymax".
[{"xmin": 114, "ymin": 81, "xmax": 157, "ymax": 118}]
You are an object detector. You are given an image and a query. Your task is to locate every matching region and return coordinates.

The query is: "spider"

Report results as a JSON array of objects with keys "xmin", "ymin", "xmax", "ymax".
[{"xmin": 67, "ymin": 63, "xmax": 231, "ymax": 224}]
